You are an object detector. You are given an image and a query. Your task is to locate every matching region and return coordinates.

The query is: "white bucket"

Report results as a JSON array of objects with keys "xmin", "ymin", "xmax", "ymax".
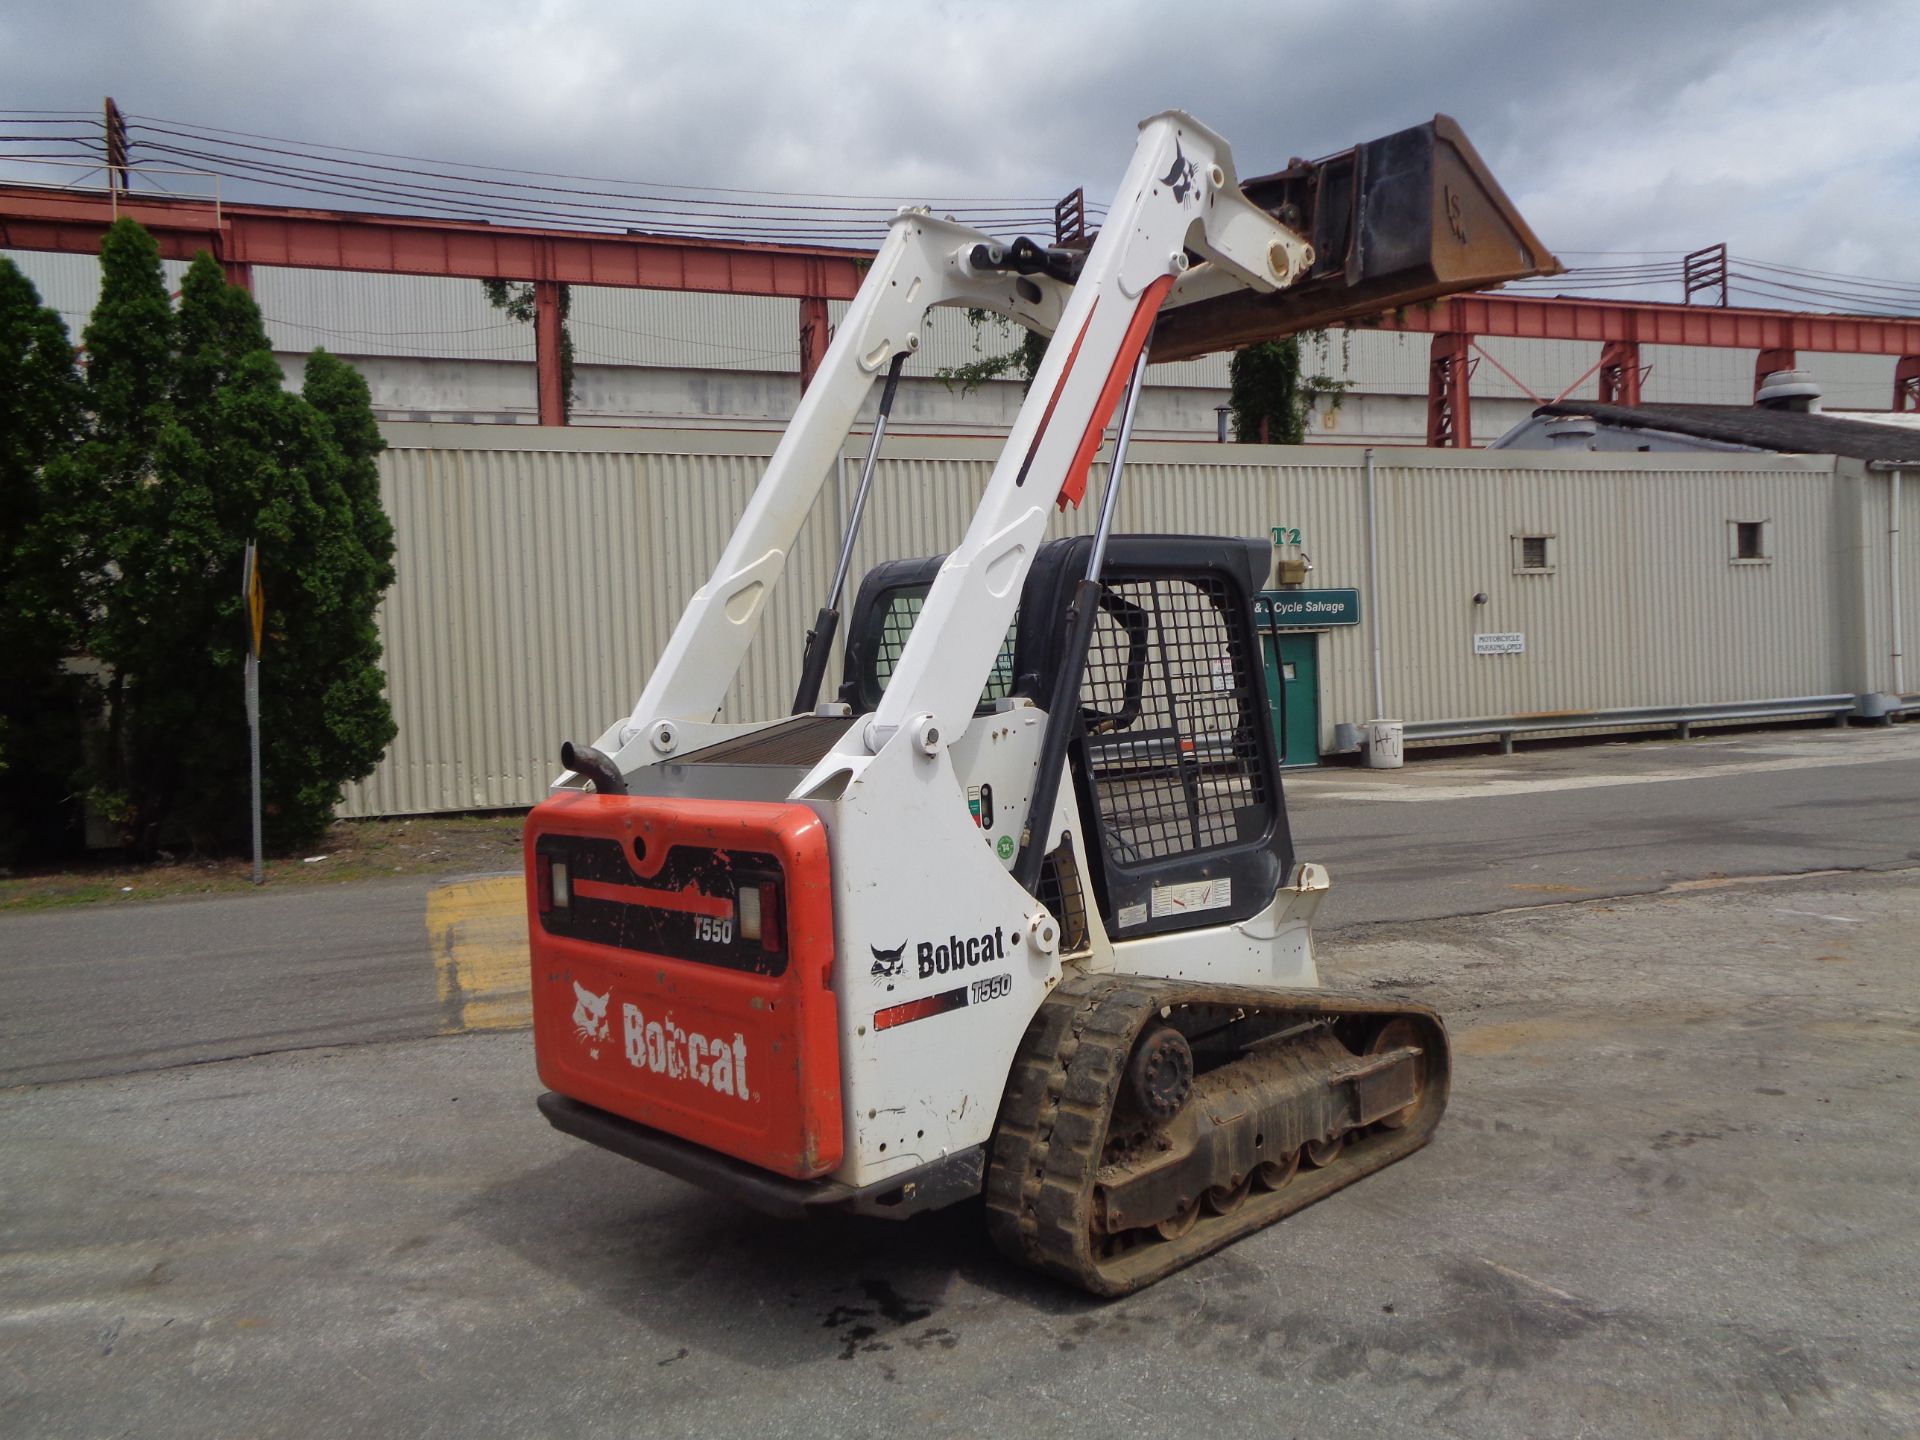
[{"xmin": 1364, "ymin": 719, "xmax": 1405, "ymax": 770}]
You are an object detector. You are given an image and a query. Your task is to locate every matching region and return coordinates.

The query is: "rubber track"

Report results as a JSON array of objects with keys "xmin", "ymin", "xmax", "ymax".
[{"xmin": 984, "ymin": 973, "xmax": 1450, "ymax": 1296}]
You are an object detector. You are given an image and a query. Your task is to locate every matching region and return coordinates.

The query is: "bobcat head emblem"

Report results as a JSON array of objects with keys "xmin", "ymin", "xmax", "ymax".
[
  {"xmin": 1159, "ymin": 138, "xmax": 1198, "ymax": 204},
  {"xmin": 572, "ymin": 981, "xmax": 611, "ymax": 1043},
  {"xmin": 869, "ymin": 941, "xmax": 907, "ymax": 981}
]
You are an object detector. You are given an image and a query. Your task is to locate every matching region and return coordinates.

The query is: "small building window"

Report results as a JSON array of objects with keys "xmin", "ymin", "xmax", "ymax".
[
  {"xmin": 1730, "ymin": 520, "xmax": 1773, "ymax": 564},
  {"xmin": 1512, "ymin": 533, "xmax": 1556, "ymax": 575}
]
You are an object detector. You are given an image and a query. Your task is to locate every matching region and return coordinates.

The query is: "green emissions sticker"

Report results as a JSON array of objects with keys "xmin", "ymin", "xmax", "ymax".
[{"xmin": 996, "ymin": 835, "xmax": 1015, "ymax": 861}]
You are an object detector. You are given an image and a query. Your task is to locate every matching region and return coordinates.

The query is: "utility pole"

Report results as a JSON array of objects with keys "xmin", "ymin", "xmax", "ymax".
[
  {"xmin": 1682, "ymin": 243, "xmax": 1727, "ymax": 307},
  {"xmin": 103, "ymin": 97, "xmax": 130, "ymax": 202}
]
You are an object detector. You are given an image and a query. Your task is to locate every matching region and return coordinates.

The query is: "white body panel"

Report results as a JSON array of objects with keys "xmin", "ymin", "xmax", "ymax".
[{"xmin": 813, "ymin": 732, "xmax": 1061, "ymax": 1187}]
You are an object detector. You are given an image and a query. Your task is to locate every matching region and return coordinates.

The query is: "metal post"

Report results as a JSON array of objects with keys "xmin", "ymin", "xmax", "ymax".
[
  {"xmin": 534, "ymin": 280, "xmax": 566, "ymax": 425},
  {"xmin": 246, "ymin": 652, "xmax": 263, "ymax": 885},
  {"xmin": 1364, "ymin": 447, "xmax": 1385, "ymax": 720},
  {"xmin": 1427, "ymin": 332, "xmax": 1472, "ymax": 447},
  {"xmin": 242, "ymin": 538, "xmax": 265, "ymax": 884},
  {"xmin": 1894, "ymin": 468, "xmax": 1906, "ymax": 697}
]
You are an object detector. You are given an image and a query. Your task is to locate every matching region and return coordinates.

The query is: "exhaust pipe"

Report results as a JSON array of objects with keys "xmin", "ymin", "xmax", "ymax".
[{"xmin": 561, "ymin": 740, "xmax": 628, "ymax": 796}]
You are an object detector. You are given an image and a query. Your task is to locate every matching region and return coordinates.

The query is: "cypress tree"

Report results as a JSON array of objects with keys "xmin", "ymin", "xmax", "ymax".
[
  {"xmin": 298, "ymin": 351, "xmax": 398, "ymax": 794},
  {"xmin": 0, "ymin": 260, "xmax": 87, "ymax": 859},
  {"xmin": 139, "ymin": 257, "xmax": 397, "ymax": 849},
  {"xmin": 51, "ymin": 219, "xmax": 177, "ymax": 839}
]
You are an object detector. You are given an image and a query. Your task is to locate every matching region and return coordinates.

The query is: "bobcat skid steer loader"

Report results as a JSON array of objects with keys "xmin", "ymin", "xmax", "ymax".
[{"xmin": 526, "ymin": 111, "xmax": 1556, "ymax": 1294}]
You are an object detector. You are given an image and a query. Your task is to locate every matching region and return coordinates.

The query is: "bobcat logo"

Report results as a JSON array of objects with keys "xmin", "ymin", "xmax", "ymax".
[
  {"xmin": 572, "ymin": 981, "xmax": 611, "ymax": 1043},
  {"xmin": 1159, "ymin": 138, "xmax": 1198, "ymax": 204},
  {"xmin": 869, "ymin": 941, "xmax": 907, "ymax": 982}
]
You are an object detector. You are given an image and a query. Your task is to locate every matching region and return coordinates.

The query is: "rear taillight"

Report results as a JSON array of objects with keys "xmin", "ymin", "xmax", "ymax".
[
  {"xmin": 537, "ymin": 853, "xmax": 570, "ymax": 915},
  {"xmin": 735, "ymin": 880, "xmax": 783, "ymax": 953}
]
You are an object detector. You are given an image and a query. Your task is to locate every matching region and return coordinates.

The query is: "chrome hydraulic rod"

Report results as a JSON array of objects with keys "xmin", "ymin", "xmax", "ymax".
[{"xmin": 792, "ymin": 352, "xmax": 908, "ymax": 713}]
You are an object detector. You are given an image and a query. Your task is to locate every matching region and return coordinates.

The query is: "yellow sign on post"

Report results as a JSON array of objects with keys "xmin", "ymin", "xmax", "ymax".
[{"xmin": 242, "ymin": 542, "xmax": 266, "ymax": 658}]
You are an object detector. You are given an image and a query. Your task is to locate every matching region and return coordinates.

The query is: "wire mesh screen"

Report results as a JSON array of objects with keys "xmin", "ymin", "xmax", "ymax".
[
  {"xmin": 868, "ymin": 585, "xmax": 1017, "ymax": 710},
  {"xmin": 1081, "ymin": 577, "xmax": 1267, "ymax": 865},
  {"xmin": 871, "ymin": 590, "xmax": 924, "ymax": 694},
  {"xmin": 1037, "ymin": 841, "xmax": 1091, "ymax": 954}
]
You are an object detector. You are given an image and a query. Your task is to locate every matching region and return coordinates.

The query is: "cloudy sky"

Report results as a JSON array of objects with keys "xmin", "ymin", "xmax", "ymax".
[{"xmin": 4, "ymin": 0, "xmax": 1917, "ymax": 299}]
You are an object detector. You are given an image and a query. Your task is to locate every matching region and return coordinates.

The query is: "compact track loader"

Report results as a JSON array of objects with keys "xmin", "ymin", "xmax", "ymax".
[{"xmin": 526, "ymin": 112, "xmax": 1557, "ymax": 1293}]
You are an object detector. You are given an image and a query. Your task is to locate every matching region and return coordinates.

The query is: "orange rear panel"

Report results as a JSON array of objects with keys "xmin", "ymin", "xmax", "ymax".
[{"xmin": 526, "ymin": 792, "xmax": 841, "ymax": 1179}]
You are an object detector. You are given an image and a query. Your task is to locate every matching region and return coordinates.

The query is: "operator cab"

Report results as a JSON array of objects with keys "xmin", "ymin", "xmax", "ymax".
[{"xmin": 842, "ymin": 534, "xmax": 1292, "ymax": 946}]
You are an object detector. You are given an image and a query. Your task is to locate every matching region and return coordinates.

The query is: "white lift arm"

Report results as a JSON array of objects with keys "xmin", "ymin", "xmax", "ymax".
[
  {"xmin": 804, "ymin": 112, "xmax": 1311, "ymax": 785},
  {"xmin": 587, "ymin": 111, "xmax": 1311, "ymax": 782}
]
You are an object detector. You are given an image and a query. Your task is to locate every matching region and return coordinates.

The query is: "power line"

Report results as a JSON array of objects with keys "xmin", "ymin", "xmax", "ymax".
[
  {"xmin": 124, "ymin": 119, "xmax": 1096, "ymax": 222},
  {"xmin": 124, "ymin": 111, "xmax": 1096, "ymax": 208}
]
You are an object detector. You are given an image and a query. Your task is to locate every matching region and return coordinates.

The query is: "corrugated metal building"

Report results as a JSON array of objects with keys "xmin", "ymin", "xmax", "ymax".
[{"xmin": 341, "ymin": 424, "xmax": 1915, "ymax": 816}]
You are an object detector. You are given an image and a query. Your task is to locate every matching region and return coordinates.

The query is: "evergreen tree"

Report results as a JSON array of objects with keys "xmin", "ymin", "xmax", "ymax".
[
  {"xmin": 3, "ymin": 228, "xmax": 398, "ymax": 858},
  {"xmin": 0, "ymin": 261, "xmax": 87, "ymax": 860},
  {"xmin": 292, "ymin": 349, "xmax": 397, "ymax": 838},
  {"xmin": 137, "ymin": 258, "xmax": 397, "ymax": 849},
  {"xmin": 1228, "ymin": 338, "xmax": 1307, "ymax": 445},
  {"xmin": 47, "ymin": 218, "xmax": 177, "ymax": 838}
]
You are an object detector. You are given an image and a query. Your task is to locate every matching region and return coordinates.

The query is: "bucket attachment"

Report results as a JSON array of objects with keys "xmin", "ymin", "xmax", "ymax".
[{"xmin": 1153, "ymin": 115, "xmax": 1561, "ymax": 362}]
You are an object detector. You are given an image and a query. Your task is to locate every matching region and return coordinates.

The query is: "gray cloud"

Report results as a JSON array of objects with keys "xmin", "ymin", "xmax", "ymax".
[{"xmin": 3, "ymin": 0, "xmax": 1915, "ymax": 286}]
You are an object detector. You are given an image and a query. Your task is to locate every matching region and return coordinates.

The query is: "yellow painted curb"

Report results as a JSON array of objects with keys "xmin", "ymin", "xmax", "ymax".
[{"xmin": 427, "ymin": 875, "xmax": 531, "ymax": 1032}]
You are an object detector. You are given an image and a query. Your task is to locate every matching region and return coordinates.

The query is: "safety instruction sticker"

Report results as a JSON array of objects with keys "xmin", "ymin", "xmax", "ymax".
[{"xmin": 1149, "ymin": 877, "xmax": 1232, "ymax": 918}]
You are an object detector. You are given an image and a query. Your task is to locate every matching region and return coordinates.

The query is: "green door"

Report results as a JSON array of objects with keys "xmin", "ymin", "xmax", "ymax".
[{"xmin": 1261, "ymin": 631, "xmax": 1320, "ymax": 767}]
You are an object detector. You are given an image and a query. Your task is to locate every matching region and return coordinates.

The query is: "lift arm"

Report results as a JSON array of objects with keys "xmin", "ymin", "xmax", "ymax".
[
  {"xmin": 803, "ymin": 112, "xmax": 1335, "ymax": 782},
  {"xmin": 586, "ymin": 213, "xmax": 1072, "ymax": 773},
  {"xmin": 577, "ymin": 110, "xmax": 1556, "ymax": 788}
]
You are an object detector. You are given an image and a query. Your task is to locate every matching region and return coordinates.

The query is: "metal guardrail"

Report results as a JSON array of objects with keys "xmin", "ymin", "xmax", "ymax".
[{"xmin": 1399, "ymin": 695, "xmax": 1861, "ymax": 754}]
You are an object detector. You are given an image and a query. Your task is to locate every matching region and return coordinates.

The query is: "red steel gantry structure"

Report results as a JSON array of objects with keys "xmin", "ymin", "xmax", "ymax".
[{"xmin": 3, "ymin": 184, "xmax": 1917, "ymax": 436}]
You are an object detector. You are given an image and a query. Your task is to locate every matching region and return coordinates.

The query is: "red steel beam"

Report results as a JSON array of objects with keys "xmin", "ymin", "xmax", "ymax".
[
  {"xmin": 798, "ymin": 296, "xmax": 831, "ymax": 394},
  {"xmin": 1373, "ymin": 293, "xmax": 1920, "ymax": 357},
  {"xmin": 12, "ymin": 187, "xmax": 1920, "ymax": 358},
  {"xmin": 534, "ymin": 280, "xmax": 566, "ymax": 425},
  {"xmin": 1597, "ymin": 339, "xmax": 1642, "ymax": 406},
  {"xmin": 0, "ymin": 185, "xmax": 866, "ymax": 299},
  {"xmin": 1427, "ymin": 333, "xmax": 1472, "ymax": 447}
]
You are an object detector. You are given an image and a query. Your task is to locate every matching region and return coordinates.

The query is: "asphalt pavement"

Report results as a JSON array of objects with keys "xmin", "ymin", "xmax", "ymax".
[
  {"xmin": 2, "ymin": 724, "xmax": 1915, "ymax": 1087},
  {"xmin": 4, "ymin": 865, "xmax": 1916, "ymax": 1438},
  {"xmin": 1289, "ymin": 724, "xmax": 1920, "ymax": 927}
]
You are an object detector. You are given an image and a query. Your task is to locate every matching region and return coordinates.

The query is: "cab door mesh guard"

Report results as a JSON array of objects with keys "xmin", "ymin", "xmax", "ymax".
[{"xmin": 1080, "ymin": 577, "xmax": 1268, "ymax": 864}]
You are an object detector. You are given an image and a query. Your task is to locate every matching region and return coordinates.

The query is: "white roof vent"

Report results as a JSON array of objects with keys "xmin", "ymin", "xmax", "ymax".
[
  {"xmin": 1756, "ymin": 369, "xmax": 1822, "ymax": 412},
  {"xmin": 1543, "ymin": 415, "xmax": 1598, "ymax": 451}
]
